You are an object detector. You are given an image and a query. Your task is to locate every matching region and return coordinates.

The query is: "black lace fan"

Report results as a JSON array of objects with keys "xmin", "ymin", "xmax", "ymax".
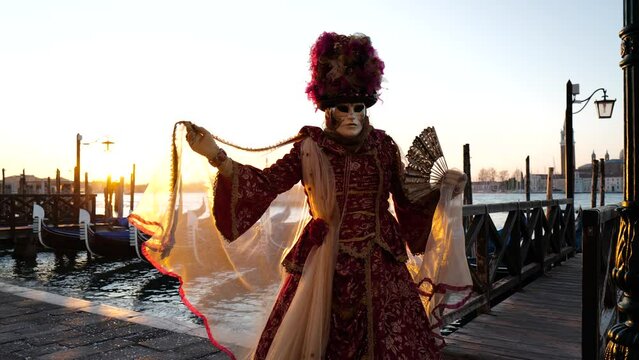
[{"xmin": 404, "ymin": 127, "xmax": 448, "ymax": 203}]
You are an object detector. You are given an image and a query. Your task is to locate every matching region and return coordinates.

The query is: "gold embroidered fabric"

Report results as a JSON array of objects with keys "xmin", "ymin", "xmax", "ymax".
[{"xmin": 130, "ymin": 123, "xmax": 473, "ymax": 359}]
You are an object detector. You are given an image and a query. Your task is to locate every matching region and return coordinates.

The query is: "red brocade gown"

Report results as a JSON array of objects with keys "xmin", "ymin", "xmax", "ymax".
[{"xmin": 213, "ymin": 126, "xmax": 442, "ymax": 359}]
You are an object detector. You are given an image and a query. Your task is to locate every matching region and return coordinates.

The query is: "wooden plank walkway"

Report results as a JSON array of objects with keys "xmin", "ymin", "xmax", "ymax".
[{"xmin": 442, "ymin": 254, "xmax": 582, "ymax": 360}]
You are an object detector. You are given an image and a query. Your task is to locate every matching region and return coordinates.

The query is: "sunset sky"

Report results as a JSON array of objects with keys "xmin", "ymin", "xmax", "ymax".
[{"xmin": 0, "ymin": 0, "xmax": 624, "ymax": 184}]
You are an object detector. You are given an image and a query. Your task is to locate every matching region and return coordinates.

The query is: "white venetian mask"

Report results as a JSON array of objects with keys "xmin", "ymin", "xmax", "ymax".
[{"xmin": 332, "ymin": 103, "xmax": 365, "ymax": 138}]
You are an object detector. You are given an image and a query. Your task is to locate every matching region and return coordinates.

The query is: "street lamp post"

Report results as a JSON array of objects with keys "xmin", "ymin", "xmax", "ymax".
[
  {"xmin": 564, "ymin": 82, "xmax": 615, "ymax": 256},
  {"xmin": 605, "ymin": 1, "xmax": 639, "ymax": 357},
  {"xmin": 565, "ymin": 81, "xmax": 575, "ymax": 200},
  {"xmin": 74, "ymin": 133, "xmax": 82, "ymax": 217},
  {"xmin": 565, "ymin": 82, "xmax": 616, "ymax": 200}
]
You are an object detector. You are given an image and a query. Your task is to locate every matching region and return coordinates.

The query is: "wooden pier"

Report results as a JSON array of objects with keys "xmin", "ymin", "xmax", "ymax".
[
  {"xmin": 0, "ymin": 194, "xmax": 97, "ymax": 244},
  {"xmin": 443, "ymin": 254, "xmax": 582, "ymax": 359},
  {"xmin": 440, "ymin": 203, "xmax": 619, "ymax": 359},
  {"xmin": 0, "ymin": 194, "xmax": 96, "ymax": 231}
]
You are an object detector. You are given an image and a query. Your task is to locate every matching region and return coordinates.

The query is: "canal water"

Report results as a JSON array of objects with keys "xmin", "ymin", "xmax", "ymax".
[
  {"xmin": 0, "ymin": 192, "xmax": 623, "ymax": 327},
  {"xmin": 0, "ymin": 247, "xmax": 198, "ymax": 323}
]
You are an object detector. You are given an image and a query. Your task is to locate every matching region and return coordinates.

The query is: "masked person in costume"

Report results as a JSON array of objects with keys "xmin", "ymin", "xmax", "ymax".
[{"xmin": 133, "ymin": 32, "xmax": 472, "ymax": 360}]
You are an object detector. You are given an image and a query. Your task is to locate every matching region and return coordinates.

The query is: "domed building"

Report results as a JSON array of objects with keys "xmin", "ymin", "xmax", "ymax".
[{"xmin": 575, "ymin": 150, "xmax": 624, "ymax": 193}]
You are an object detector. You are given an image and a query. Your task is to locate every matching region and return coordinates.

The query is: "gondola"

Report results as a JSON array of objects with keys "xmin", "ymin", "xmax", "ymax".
[
  {"xmin": 32, "ymin": 204, "xmax": 86, "ymax": 251},
  {"xmin": 79, "ymin": 209, "xmax": 148, "ymax": 260}
]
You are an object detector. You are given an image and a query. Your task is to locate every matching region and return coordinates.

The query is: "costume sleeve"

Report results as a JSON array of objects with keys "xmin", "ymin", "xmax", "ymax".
[
  {"xmin": 388, "ymin": 138, "xmax": 440, "ymax": 254},
  {"xmin": 213, "ymin": 142, "xmax": 303, "ymax": 241}
]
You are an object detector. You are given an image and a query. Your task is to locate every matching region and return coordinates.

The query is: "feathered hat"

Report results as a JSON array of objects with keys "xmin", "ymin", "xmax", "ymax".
[{"xmin": 305, "ymin": 32, "xmax": 385, "ymax": 111}]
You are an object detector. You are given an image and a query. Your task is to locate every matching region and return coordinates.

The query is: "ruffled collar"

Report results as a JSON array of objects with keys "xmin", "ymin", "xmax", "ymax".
[{"xmin": 297, "ymin": 125, "xmax": 385, "ymax": 155}]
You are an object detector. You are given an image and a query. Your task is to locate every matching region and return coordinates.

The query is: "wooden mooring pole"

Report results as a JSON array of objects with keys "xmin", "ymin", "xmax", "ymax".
[
  {"xmin": 55, "ymin": 169, "xmax": 60, "ymax": 194},
  {"xmin": 130, "ymin": 164, "xmax": 136, "ymax": 212},
  {"xmin": 600, "ymin": 158, "xmax": 606, "ymax": 206},
  {"xmin": 116, "ymin": 176, "xmax": 124, "ymax": 218},
  {"xmin": 84, "ymin": 172, "xmax": 91, "ymax": 214},
  {"xmin": 605, "ymin": 1, "xmax": 639, "ymax": 357},
  {"xmin": 591, "ymin": 159, "xmax": 599, "ymax": 209},
  {"xmin": 1, "ymin": 168, "xmax": 4, "ymax": 194},
  {"xmin": 546, "ymin": 167, "xmax": 553, "ymax": 216},
  {"xmin": 20, "ymin": 169, "xmax": 25, "ymax": 195},
  {"xmin": 105, "ymin": 175, "xmax": 112, "ymax": 219},
  {"xmin": 55, "ymin": 169, "xmax": 60, "ymax": 225},
  {"xmin": 525, "ymin": 156, "xmax": 530, "ymax": 201},
  {"xmin": 74, "ymin": 133, "xmax": 81, "ymax": 219},
  {"xmin": 462, "ymin": 145, "xmax": 472, "ymax": 231},
  {"xmin": 463, "ymin": 144, "xmax": 472, "ymax": 205}
]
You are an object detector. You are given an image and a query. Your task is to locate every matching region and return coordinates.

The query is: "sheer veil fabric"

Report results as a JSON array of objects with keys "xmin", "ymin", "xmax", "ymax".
[
  {"xmin": 130, "ymin": 122, "xmax": 472, "ymax": 359},
  {"xmin": 130, "ymin": 123, "xmax": 310, "ymax": 359},
  {"xmin": 406, "ymin": 181, "xmax": 473, "ymax": 347},
  {"xmin": 264, "ymin": 138, "xmax": 339, "ymax": 359}
]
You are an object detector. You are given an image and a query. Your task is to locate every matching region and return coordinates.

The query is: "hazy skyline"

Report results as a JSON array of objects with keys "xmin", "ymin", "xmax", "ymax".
[{"xmin": 0, "ymin": 1, "xmax": 624, "ymax": 183}]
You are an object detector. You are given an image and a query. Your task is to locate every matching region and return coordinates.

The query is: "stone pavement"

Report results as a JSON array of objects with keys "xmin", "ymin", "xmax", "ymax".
[{"xmin": 0, "ymin": 282, "xmax": 229, "ymax": 359}]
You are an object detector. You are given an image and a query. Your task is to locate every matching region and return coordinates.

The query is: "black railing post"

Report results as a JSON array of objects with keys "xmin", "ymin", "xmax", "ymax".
[
  {"xmin": 583, "ymin": 209, "xmax": 601, "ymax": 360},
  {"xmin": 568, "ymin": 201, "xmax": 576, "ymax": 249},
  {"xmin": 476, "ymin": 211, "xmax": 490, "ymax": 312},
  {"xmin": 605, "ymin": 1, "xmax": 639, "ymax": 357}
]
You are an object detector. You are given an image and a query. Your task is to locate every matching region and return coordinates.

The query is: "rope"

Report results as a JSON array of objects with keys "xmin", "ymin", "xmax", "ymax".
[
  {"xmin": 175, "ymin": 120, "xmax": 305, "ymax": 152},
  {"xmin": 161, "ymin": 121, "xmax": 305, "ymax": 257},
  {"xmin": 211, "ymin": 132, "xmax": 305, "ymax": 152}
]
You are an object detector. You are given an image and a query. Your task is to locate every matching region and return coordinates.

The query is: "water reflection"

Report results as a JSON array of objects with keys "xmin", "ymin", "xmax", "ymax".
[
  {"xmin": 137, "ymin": 273, "xmax": 179, "ymax": 300},
  {"xmin": 53, "ymin": 250, "xmax": 80, "ymax": 274},
  {"xmin": 0, "ymin": 248, "xmax": 194, "ymax": 323},
  {"xmin": 12, "ymin": 257, "xmax": 37, "ymax": 278}
]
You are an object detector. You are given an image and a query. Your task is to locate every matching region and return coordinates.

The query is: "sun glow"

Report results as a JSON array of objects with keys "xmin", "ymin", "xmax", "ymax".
[
  {"xmin": 0, "ymin": 1, "xmax": 624, "ymax": 183},
  {"xmin": 82, "ymin": 141, "xmax": 133, "ymax": 184}
]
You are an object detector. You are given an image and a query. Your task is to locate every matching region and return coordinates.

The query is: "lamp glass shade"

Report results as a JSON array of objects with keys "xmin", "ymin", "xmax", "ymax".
[{"xmin": 595, "ymin": 98, "xmax": 615, "ymax": 119}]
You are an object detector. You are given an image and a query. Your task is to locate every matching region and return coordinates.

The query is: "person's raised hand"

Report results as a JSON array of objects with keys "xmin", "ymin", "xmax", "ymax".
[
  {"xmin": 185, "ymin": 122, "xmax": 220, "ymax": 160},
  {"xmin": 442, "ymin": 170, "xmax": 467, "ymax": 198}
]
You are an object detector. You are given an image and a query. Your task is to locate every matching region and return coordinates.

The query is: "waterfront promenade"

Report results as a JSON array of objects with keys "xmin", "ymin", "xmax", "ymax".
[{"xmin": 0, "ymin": 282, "xmax": 225, "ymax": 359}]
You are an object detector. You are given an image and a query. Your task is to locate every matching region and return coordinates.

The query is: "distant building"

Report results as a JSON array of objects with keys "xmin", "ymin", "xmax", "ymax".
[
  {"xmin": 575, "ymin": 151, "xmax": 623, "ymax": 193},
  {"xmin": 558, "ymin": 126, "xmax": 623, "ymax": 193},
  {"xmin": 2, "ymin": 175, "xmax": 73, "ymax": 194},
  {"xmin": 472, "ymin": 181, "xmax": 500, "ymax": 193},
  {"xmin": 530, "ymin": 173, "xmax": 548, "ymax": 193},
  {"xmin": 552, "ymin": 152, "xmax": 623, "ymax": 193}
]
